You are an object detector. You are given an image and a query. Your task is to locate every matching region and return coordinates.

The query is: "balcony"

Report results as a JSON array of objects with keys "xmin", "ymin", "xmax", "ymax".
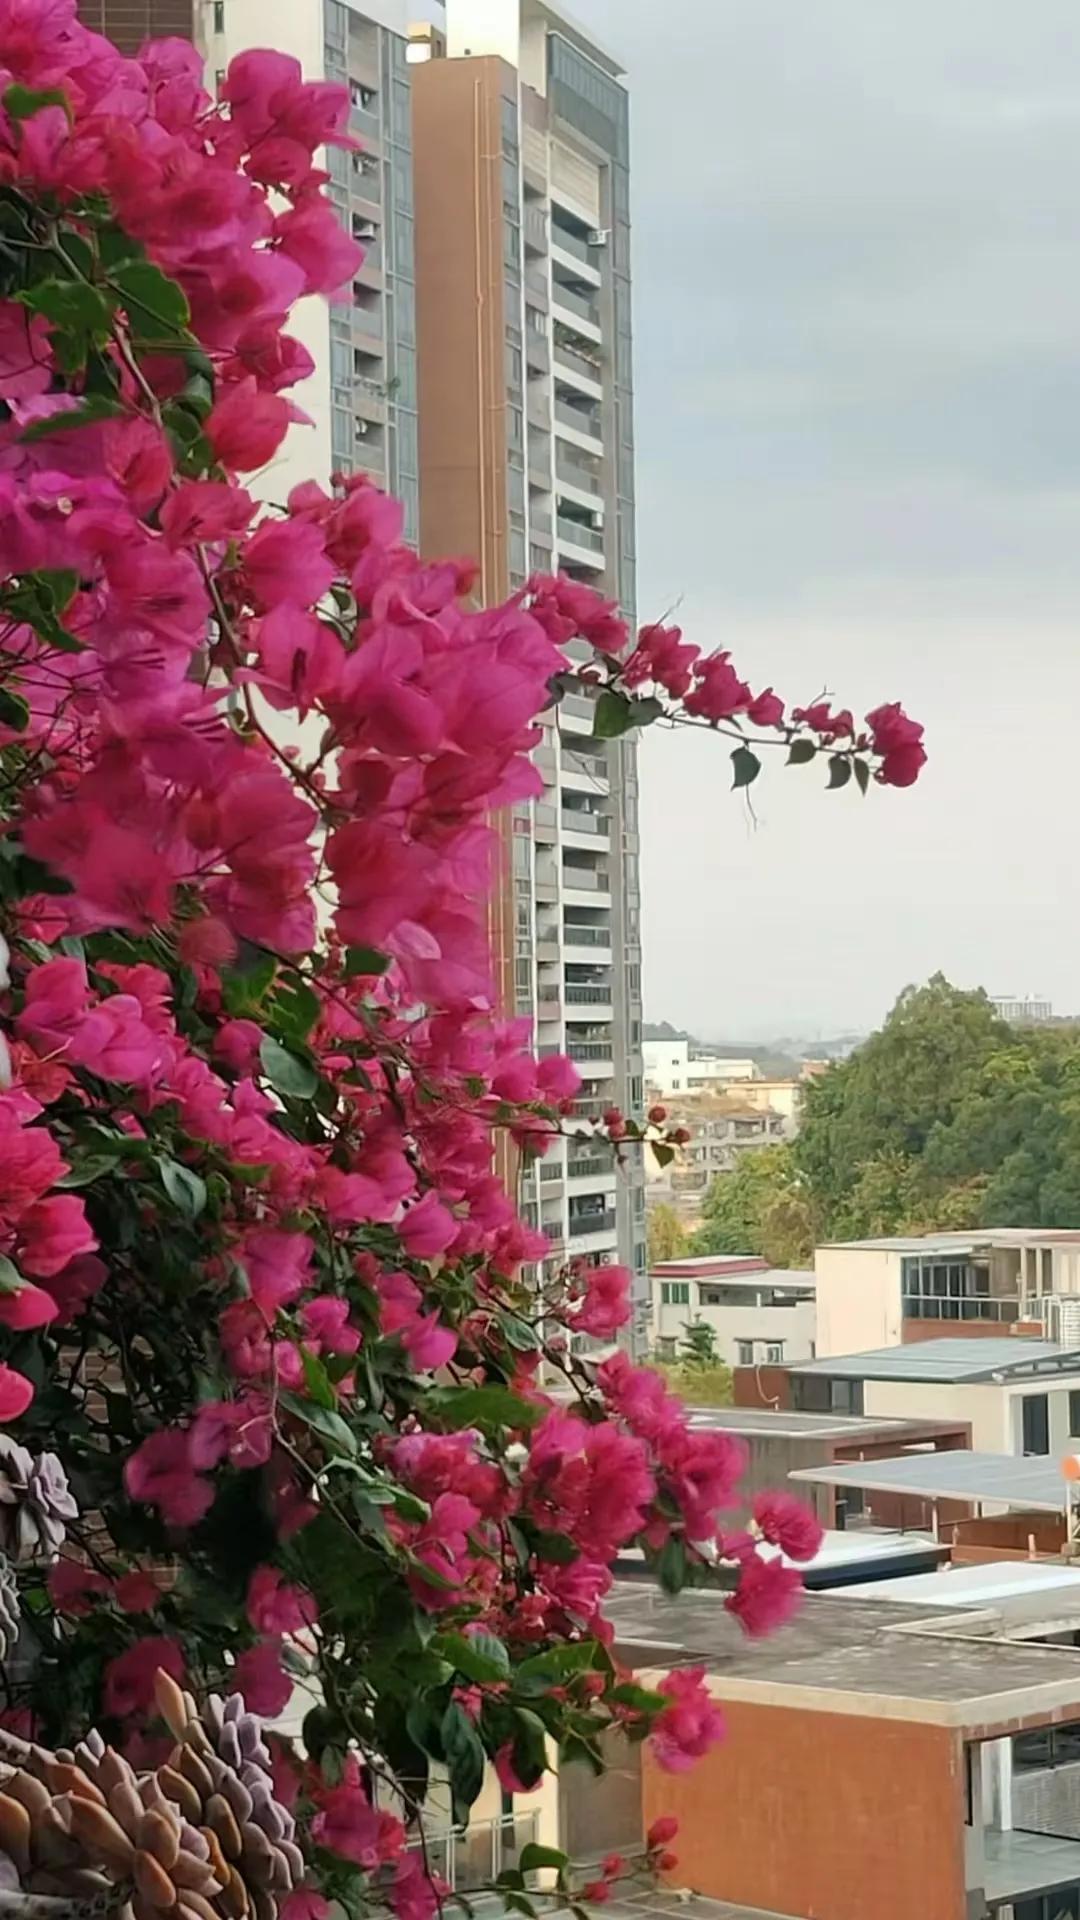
[
  {"xmin": 539, "ymin": 1158, "xmax": 564, "ymax": 1182},
  {"xmin": 531, "ymin": 504, "xmax": 553, "ymax": 536},
  {"xmin": 566, "ymin": 1097, "xmax": 610, "ymax": 1119},
  {"xmin": 562, "ymin": 749, "xmax": 610, "ymax": 791},
  {"xmin": 555, "ymin": 399, "xmax": 603, "ymax": 447},
  {"xmin": 562, "ymin": 866, "xmax": 610, "ymax": 893},
  {"xmin": 563, "ymin": 925, "xmax": 611, "ymax": 949},
  {"xmin": 525, "ymin": 264, "xmax": 549, "ymax": 306},
  {"xmin": 568, "ymin": 1041, "xmax": 614, "ymax": 1063},
  {"xmin": 526, "ymin": 331, "xmax": 550, "ymax": 375},
  {"xmin": 349, "ymin": 103, "xmax": 381, "ymax": 146},
  {"xmin": 410, "ymin": 1814, "xmax": 539, "ymax": 1894},
  {"xmin": 556, "ymin": 446, "xmax": 602, "ymax": 496},
  {"xmin": 567, "ymin": 1154, "xmax": 614, "ymax": 1182},
  {"xmin": 550, "ymin": 222, "xmax": 599, "ymax": 269},
  {"xmin": 554, "ymin": 337, "xmax": 603, "ymax": 389},
  {"xmin": 557, "ymin": 514, "xmax": 605, "ymax": 556},
  {"xmin": 551, "ymin": 281, "xmax": 600, "ymax": 329},
  {"xmin": 524, "ymin": 202, "xmax": 548, "ymax": 254},
  {"xmin": 565, "ymin": 983, "xmax": 612, "ymax": 1005},
  {"xmin": 562, "ymin": 807, "xmax": 608, "ymax": 838},
  {"xmin": 568, "ymin": 1210, "xmax": 618, "ymax": 1240}
]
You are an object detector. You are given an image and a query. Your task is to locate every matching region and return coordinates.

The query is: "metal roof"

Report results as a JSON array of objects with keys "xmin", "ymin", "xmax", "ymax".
[
  {"xmin": 837, "ymin": 1560, "xmax": 1080, "ymax": 1608},
  {"xmin": 789, "ymin": 1448, "xmax": 1072, "ymax": 1514},
  {"xmin": 791, "ymin": 1338, "xmax": 1080, "ymax": 1382}
]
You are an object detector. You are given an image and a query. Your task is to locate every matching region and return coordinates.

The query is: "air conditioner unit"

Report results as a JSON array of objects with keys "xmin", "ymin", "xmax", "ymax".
[{"xmin": 587, "ymin": 228, "xmax": 610, "ymax": 246}]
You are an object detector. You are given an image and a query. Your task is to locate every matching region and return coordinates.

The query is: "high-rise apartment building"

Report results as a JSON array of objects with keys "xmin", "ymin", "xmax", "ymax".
[{"xmin": 412, "ymin": 0, "xmax": 648, "ymax": 1346}]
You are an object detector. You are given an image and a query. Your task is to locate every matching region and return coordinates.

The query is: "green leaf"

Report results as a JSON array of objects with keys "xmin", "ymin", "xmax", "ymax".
[
  {"xmin": 591, "ymin": 689, "xmax": 664, "ymax": 741},
  {"xmin": 786, "ymin": 737, "xmax": 817, "ymax": 766},
  {"xmin": 156, "ymin": 1156, "xmax": 207, "ymax": 1219},
  {"xmin": 434, "ymin": 1631, "xmax": 510, "ymax": 1684},
  {"xmin": 608, "ymin": 1681, "xmax": 666, "ymax": 1712},
  {"xmin": 0, "ymin": 1256, "xmax": 23, "ymax": 1296},
  {"xmin": 827, "ymin": 756, "xmax": 852, "ymax": 791},
  {"xmin": 853, "ymin": 756, "xmax": 871, "ymax": 795},
  {"xmin": 3, "ymin": 83, "xmax": 71, "ymax": 122},
  {"xmin": 657, "ymin": 1536, "xmax": 688, "ymax": 1596},
  {"xmin": 518, "ymin": 1844, "xmax": 567, "ymax": 1875},
  {"xmin": 273, "ymin": 977, "xmax": 321, "ymax": 1045},
  {"xmin": 109, "ymin": 260, "xmax": 190, "ymax": 335},
  {"xmin": 20, "ymin": 396, "xmax": 124, "ymax": 442},
  {"xmin": 343, "ymin": 945, "xmax": 391, "ymax": 978},
  {"xmin": 427, "ymin": 1384, "xmax": 543, "ymax": 1433},
  {"xmin": 221, "ymin": 948, "xmax": 277, "ymax": 1016},
  {"xmin": 54, "ymin": 1155, "xmax": 116, "ymax": 1190},
  {"xmin": 502, "ymin": 1895, "xmax": 538, "ymax": 1918},
  {"xmin": 441, "ymin": 1701, "xmax": 485, "ymax": 1814},
  {"xmin": 259, "ymin": 1035, "xmax": 318, "ymax": 1100},
  {"xmin": 530, "ymin": 1531, "xmax": 579, "ymax": 1567},
  {"xmin": 517, "ymin": 1641, "xmax": 599, "ymax": 1681},
  {"xmin": 499, "ymin": 1312, "xmax": 540, "ymax": 1353},
  {"xmin": 300, "ymin": 1348, "xmax": 336, "ymax": 1411},
  {"xmin": 731, "ymin": 745, "xmax": 761, "ymax": 790},
  {"xmin": 510, "ymin": 1706, "xmax": 548, "ymax": 1786},
  {"xmin": 0, "ymin": 689, "xmax": 29, "ymax": 731},
  {"xmin": 651, "ymin": 1141, "xmax": 676, "ymax": 1169},
  {"xmin": 17, "ymin": 280, "xmax": 113, "ymax": 334},
  {"xmin": 279, "ymin": 1390, "xmax": 357, "ymax": 1457}
]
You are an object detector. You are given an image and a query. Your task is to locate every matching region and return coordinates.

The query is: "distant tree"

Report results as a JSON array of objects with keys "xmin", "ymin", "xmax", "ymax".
[
  {"xmin": 647, "ymin": 1201, "xmax": 688, "ymax": 1264},
  {"xmin": 692, "ymin": 1145, "xmax": 815, "ymax": 1267},
  {"xmin": 680, "ymin": 1319, "xmax": 721, "ymax": 1368}
]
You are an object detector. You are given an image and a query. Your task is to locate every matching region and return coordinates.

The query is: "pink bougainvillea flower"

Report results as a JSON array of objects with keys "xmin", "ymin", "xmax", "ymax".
[
  {"xmin": 104, "ymin": 1636, "xmax": 185, "ymax": 1720},
  {"xmin": 751, "ymin": 1490, "xmax": 824, "ymax": 1564},
  {"xmin": 0, "ymin": 1366, "xmax": 35, "ymax": 1422},
  {"xmin": 230, "ymin": 1639, "xmax": 293, "ymax": 1718},
  {"xmin": 650, "ymin": 1666, "xmax": 725, "ymax": 1773},
  {"xmin": 725, "ymin": 1555, "xmax": 805, "ymax": 1638},
  {"xmin": 246, "ymin": 1566, "xmax": 318, "ymax": 1635}
]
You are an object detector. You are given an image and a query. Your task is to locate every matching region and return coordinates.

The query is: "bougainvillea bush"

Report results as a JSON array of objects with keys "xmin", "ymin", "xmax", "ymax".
[{"xmin": 0, "ymin": 2, "xmax": 925, "ymax": 1916}]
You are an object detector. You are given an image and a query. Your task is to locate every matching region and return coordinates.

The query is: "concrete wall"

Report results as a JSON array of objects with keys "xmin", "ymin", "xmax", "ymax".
[
  {"xmin": 1013, "ymin": 1762, "xmax": 1080, "ymax": 1842},
  {"xmin": 653, "ymin": 1295, "xmax": 816, "ymax": 1367},
  {"xmin": 864, "ymin": 1379, "xmax": 1010, "ymax": 1451},
  {"xmin": 642, "ymin": 1696, "xmax": 966, "ymax": 1920},
  {"xmin": 815, "ymin": 1247, "xmax": 901, "ymax": 1356}
]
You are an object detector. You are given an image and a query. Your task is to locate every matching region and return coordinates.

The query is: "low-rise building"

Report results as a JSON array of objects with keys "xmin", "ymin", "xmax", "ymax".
[
  {"xmin": 815, "ymin": 1229, "xmax": 1080, "ymax": 1357},
  {"xmin": 651, "ymin": 1255, "xmax": 816, "ymax": 1369},
  {"xmin": 788, "ymin": 1337, "xmax": 1080, "ymax": 1457},
  {"xmin": 611, "ymin": 1580, "xmax": 1080, "ymax": 1920},
  {"xmin": 643, "ymin": 1038, "xmax": 759, "ymax": 1098},
  {"xmin": 645, "ymin": 1089, "xmax": 795, "ymax": 1230}
]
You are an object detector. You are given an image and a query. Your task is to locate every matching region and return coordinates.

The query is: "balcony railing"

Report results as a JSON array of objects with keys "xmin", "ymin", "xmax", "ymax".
[
  {"xmin": 554, "ymin": 338, "xmax": 603, "ymax": 385},
  {"xmin": 562, "ymin": 750, "xmax": 610, "ymax": 783},
  {"xmin": 567, "ymin": 1154, "xmax": 613, "ymax": 1181},
  {"xmin": 408, "ymin": 1814, "xmax": 539, "ymax": 1893},
  {"xmin": 567, "ymin": 1098, "xmax": 609, "ymax": 1118},
  {"xmin": 902, "ymin": 1295, "xmax": 1020, "ymax": 1324},
  {"xmin": 555, "ymin": 399, "xmax": 602, "ymax": 442},
  {"xmin": 563, "ymin": 925, "xmax": 611, "ymax": 947},
  {"xmin": 568, "ymin": 1042, "xmax": 613, "ymax": 1062},
  {"xmin": 565, "ymin": 983, "xmax": 611, "ymax": 1004},
  {"xmin": 569, "ymin": 1210, "xmax": 618, "ymax": 1238},
  {"xmin": 562, "ymin": 808, "xmax": 607, "ymax": 835},
  {"xmin": 551, "ymin": 223, "xmax": 597, "ymax": 266},
  {"xmin": 552, "ymin": 281, "xmax": 600, "ymax": 328},
  {"xmin": 539, "ymin": 1159, "xmax": 564, "ymax": 1182},
  {"xmin": 524, "ymin": 203, "xmax": 548, "ymax": 253},
  {"xmin": 560, "ymin": 692, "xmax": 596, "ymax": 723},
  {"xmin": 558, "ymin": 515, "xmax": 605, "ymax": 556},
  {"xmin": 556, "ymin": 447, "xmax": 602, "ymax": 495},
  {"xmin": 563, "ymin": 867, "xmax": 610, "ymax": 892}
]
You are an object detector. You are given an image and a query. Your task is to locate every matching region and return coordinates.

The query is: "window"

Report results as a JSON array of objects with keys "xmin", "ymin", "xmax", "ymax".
[
  {"xmin": 213, "ymin": 0, "xmax": 224, "ymax": 31},
  {"xmin": 765, "ymin": 1343, "xmax": 784, "ymax": 1365},
  {"xmin": 736, "ymin": 1342, "xmax": 754, "ymax": 1367},
  {"xmin": 1014, "ymin": 1723, "xmax": 1080, "ymax": 1772},
  {"xmin": 660, "ymin": 1283, "xmax": 689, "ymax": 1307}
]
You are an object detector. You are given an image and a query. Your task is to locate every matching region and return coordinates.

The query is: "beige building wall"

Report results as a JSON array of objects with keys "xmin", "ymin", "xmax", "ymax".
[
  {"xmin": 863, "ymin": 1378, "xmax": 1009, "ymax": 1450},
  {"xmin": 814, "ymin": 1246, "xmax": 902, "ymax": 1356}
]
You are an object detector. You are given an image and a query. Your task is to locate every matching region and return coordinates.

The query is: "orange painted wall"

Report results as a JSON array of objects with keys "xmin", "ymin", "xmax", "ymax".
[{"xmin": 642, "ymin": 1699, "xmax": 966, "ymax": 1920}]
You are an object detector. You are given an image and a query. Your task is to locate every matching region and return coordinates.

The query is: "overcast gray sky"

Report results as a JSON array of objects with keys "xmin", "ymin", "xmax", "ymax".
[{"xmin": 576, "ymin": 0, "xmax": 1080, "ymax": 1041}]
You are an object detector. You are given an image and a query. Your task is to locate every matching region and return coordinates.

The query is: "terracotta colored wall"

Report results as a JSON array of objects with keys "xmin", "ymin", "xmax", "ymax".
[
  {"xmin": 732, "ymin": 1364, "xmax": 791, "ymax": 1408},
  {"xmin": 902, "ymin": 1316, "xmax": 1044, "ymax": 1342},
  {"xmin": 948, "ymin": 1513, "xmax": 1066, "ymax": 1555},
  {"xmin": 642, "ymin": 1699, "xmax": 965, "ymax": 1920}
]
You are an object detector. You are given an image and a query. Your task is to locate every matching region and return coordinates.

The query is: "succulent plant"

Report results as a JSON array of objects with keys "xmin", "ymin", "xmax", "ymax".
[
  {"xmin": 0, "ymin": 1671, "xmax": 302, "ymax": 1920},
  {"xmin": 0, "ymin": 1556, "xmax": 21, "ymax": 1663},
  {"xmin": 0, "ymin": 1444, "xmax": 77, "ymax": 1567}
]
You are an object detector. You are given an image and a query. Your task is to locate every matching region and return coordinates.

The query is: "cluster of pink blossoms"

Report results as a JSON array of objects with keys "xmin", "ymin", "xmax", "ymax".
[{"xmin": 0, "ymin": 1, "xmax": 920, "ymax": 1912}]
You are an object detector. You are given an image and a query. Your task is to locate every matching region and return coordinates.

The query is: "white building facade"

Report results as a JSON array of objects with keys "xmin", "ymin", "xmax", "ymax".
[{"xmin": 651, "ymin": 1255, "xmax": 816, "ymax": 1369}]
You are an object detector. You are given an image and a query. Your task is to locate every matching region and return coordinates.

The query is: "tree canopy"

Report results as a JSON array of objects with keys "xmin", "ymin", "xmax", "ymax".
[{"xmin": 693, "ymin": 976, "xmax": 1080, "ymax": 1257}]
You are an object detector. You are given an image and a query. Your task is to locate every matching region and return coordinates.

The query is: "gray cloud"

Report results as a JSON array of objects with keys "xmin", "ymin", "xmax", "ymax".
[{"xmin": 572, "ymin": 0, "xmax": 1080, "ymax": 1036}]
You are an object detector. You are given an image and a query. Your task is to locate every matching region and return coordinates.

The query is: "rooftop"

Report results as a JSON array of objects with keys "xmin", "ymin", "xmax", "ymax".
[
  {"xmin": 791, "ymin": 1337, "xmax": 1080, "ymax": 1382},
  {"xmin": 651, "ymin": 1256, "xmax": 770, "ymax": 1277},
  {"xmin": 823, "ymin": 1229, "xmax": 1080, "ymax": 1253},
  {"xmin": 838, "ymin": 1559, "xmax": 1080, "ymax": 1609},
  {"xmin": 682, "ymin": 1406, "xmax": 934, "ymax": 1440},
  {"xmin": 608, "ymin": 1582, "xmax": 1080, "ymax": 1728},
  {"xmin": 789, "ymin": 1447, "xmax": 1073, "ymax": 1515}
]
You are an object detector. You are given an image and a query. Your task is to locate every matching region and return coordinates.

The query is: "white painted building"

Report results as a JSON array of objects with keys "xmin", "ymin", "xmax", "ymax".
[
  {"xmin": 651, "ymin": 1254, "xmax": 816, "ymax": 1368},
  {"xmin": 814, "ymin": 1229, "xmax": 1080, "ymax": 1359},
  {"xmin": 643, "ymin": 1037, "xmax": 759, "ymax": 1098}
]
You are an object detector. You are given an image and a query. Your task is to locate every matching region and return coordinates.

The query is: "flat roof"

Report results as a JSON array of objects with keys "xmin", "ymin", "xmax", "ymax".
[
  {"xmin": 792, "ymin": 1338, "xmax": 1080, "ymax": 1383},
  {"xmin": 651, "ymin": 1256, "xmax": 769, "ymax": 1276},
  {"xmin": 837, "ymin": 1561, "xmax": 1080, "ymax": 1609},
  {"xmin": 608, "ymin": 1582, "xmax": 1080, "ymax": 1727},
  {"xmin": 823, "ymin": 1231, "xmax": 1080, "ymax": 1253},
  {"xmin": 684, "ymin": 1406, "xmax": 921, "ymax": 1439},
  {"xmin": 789, "ymin": 1449, "xmax": 1071, "ymax": 1515}
]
